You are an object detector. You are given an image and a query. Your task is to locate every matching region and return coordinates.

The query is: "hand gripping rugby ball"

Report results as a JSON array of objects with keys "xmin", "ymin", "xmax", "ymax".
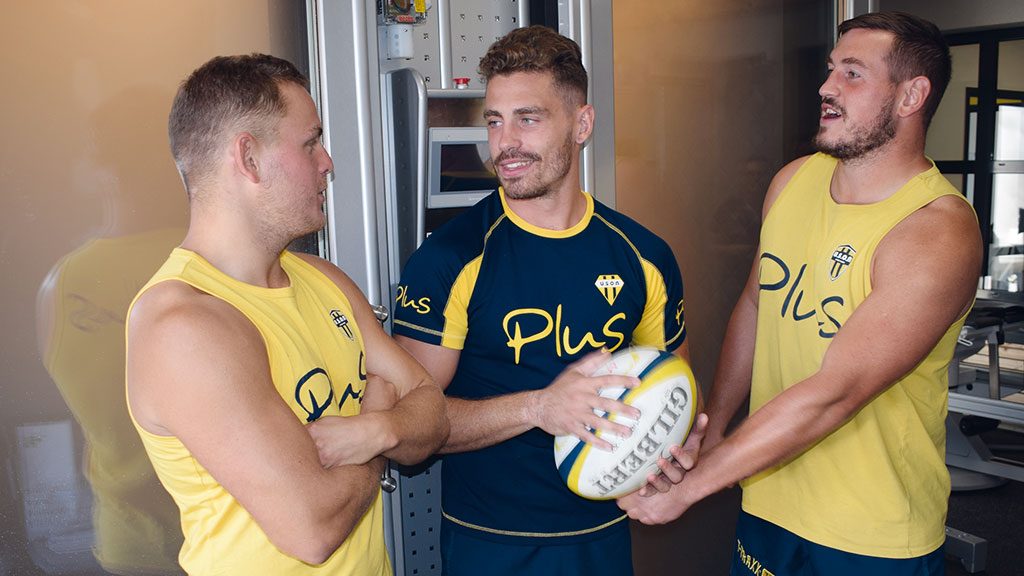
[{"xmin": 553, "ymin": 346, "xmax": 698, "ymax": 500}]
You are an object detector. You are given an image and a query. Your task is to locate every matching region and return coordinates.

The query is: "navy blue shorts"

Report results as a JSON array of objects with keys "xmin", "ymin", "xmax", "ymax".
[
  {"xmin": 440, "ymin": 518, "xmax": 633, "ymax": 576},
  {"xmin": 730, "ymin": 511, "xmax": 944, "ymax": 576}
]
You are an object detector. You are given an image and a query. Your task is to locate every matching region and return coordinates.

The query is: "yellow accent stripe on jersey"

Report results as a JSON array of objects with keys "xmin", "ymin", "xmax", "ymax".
[
  {"xmin": 441, "ymin": 255, "xmax": 483, "ymax": 349},
  {"xmin": 666, "ymin": 320, "xmax": 686, "ymax": 347},
  {"xmin": 483, "ymin": 213, "xmax": 508, "ymax": 244},
  {"xmin": 637, "ymin": 260, "xmax": 669, "ymax": 348},
  {"xmin": 442, "ymin": 511, "xmax": 628, "ymax": 537},
  {"xmin": 592, "ymin": 214, "xmax": 643, "ymax": 261},
  {"xmin": 592, "ymin": 215, "xmax": 673, "ymax": 306},
  {"xmin": 391, "ymin": 319, "xmax": 445, "ymax": 338},
  {"xmin": 428, "ymin": 217, "xmax": 500, "ymax": 350}
]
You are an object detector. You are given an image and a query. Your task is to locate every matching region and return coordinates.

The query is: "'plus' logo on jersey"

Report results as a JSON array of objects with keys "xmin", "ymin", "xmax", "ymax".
[{"xmin": 595, "ymin": 275, "xmax": 624, "ymax": 305}]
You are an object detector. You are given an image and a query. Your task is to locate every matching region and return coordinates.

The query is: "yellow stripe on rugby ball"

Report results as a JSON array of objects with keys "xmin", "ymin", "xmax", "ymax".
[{"xmin": 554, "ymin": 346, "xmax": 698, "ymax": 500}]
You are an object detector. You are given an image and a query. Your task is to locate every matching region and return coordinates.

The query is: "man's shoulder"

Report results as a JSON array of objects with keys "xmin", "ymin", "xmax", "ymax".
[
  {"xmin": 288, "ymin": 251, "xmax": 344, "ymax": 284},
  {"xmin": 591, "ymin": 201, "xmax": 676, "ymax": 261},
  {"xmin": 127, "ymin": 277, "xmax": 264, "ymax": 434},
  {"xmin": 762, "ymin": 154, "xmax": 820, "ymax": 215},
  {"xmin": 893, "ymin": 192, "xmax": 978, "ymax": 243},
  {"xmin": 409, "ymin": 194, "xmax": 503, "ymax": 268},
  {"xmin": 874, "ymin": 187, "xmax": 981, "ymax": 294},
  {"xmin": 883, "ymin": 162, "xmax": 977, "ymax": 243},
  {"xmin": 130, "ymin": 279, "xmax": 251, "ymax": 341}
]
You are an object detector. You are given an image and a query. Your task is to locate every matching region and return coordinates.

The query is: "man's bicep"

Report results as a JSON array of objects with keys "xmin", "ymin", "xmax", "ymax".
[
  {"xmin": 869, "ymin": 198, "xmax": 979, "ymax": 333},
  {"xmin": 818, "ymin": 201, "xmax": 980, "ymax": 400},
  {"xmin": 395, "ymin": 335, "xmax": 460, "ymax": 390},
  {"xmin": 129, "ymin": 296, "xmax": 330, "ymax": 527}
]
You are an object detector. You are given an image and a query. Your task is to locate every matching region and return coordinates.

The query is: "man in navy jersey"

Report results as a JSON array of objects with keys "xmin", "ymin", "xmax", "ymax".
[{"xmin": 393, "ymin": 26, "xmax": 707, "ymax": 576}]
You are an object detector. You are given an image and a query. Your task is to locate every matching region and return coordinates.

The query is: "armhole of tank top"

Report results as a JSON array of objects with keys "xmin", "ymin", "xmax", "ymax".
[
  {"xmin": 864, "ymin": 189, "xmax": 971, "ymax": 295},
  {"xmin": 762, "ymin": 155, "xmax": 820, "ymax": 226},
  {"xmin": 126, "ymin": 275, "xmax": 227, "ymax": 440},
  {"xmin": 135, "ymin": 273, "xmax": 275, "ymax": 381},
  {"xmin": 125, "ymin": 278, "xmax": 175, "ymax": 441}
]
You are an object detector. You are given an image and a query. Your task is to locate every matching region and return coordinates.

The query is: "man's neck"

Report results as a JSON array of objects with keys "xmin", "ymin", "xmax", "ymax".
[
  {"xmin": 180, "ymin": 209, "xmax": 291, "ymax": 289},
  {"xmin": 503, "ymin": 174, "xmax": 588, "ymax": 231},
  {"xmin": 830, "ymin": 139, "xmax": 932, "ymax": 205}
]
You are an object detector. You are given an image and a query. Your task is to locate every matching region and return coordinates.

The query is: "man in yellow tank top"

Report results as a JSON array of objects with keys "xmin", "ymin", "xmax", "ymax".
[
  {"xmin": 125, "ymin": 54, "xmax": 449, "ymax": 575},
  {"xmin": 619, "ymin": 12, "xmax": 982, "ymax": 575}
]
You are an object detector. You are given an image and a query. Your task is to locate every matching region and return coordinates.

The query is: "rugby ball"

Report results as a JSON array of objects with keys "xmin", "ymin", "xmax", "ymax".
[{"xmin": 553, "ymin": 347, "xmax": 697, "ymax": 500}]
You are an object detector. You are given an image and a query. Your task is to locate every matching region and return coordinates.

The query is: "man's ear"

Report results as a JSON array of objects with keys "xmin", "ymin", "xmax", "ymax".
[
  {"xmin": 232, "ymin": 132, "xmax": 261, "ymax": 184},
  {"xmin": 897, "ymin": 76, "xmax": 931, "ymax": 119},
  {"xmin": 575, "ymin": 104, "xmax": 595, "ymax": 145}
]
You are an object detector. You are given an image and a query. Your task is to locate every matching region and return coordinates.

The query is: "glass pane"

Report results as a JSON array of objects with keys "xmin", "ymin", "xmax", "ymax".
[
  {"xmin": 968, "ymin": 111, "xmax": 978, "ymax": 161},
  {"xmin": 989, "ymin": 173, "xmax": 1024, "ymax": 291},
  {"xmin": 997, "ymin": 38, "xmax": 1024, "ymax": 93},
  {"xmin": 926, "ymin": 43, "xmax": 979, "ymax": 161},
  {"xmin": 995, "ymin": 104, "xmax": 1024, "ymax": 161},
  {"xmin": 996, "ymin": 39, "xmax": 1024, "ymax": 161},
  {"xmin": 2, "ymin": 2, "xmax": 309, "ymax": 575}
]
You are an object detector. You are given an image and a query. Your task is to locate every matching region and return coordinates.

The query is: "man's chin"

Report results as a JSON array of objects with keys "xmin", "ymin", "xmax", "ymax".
[
  {"xmin": 813, "ymin": 135, "xmax": 843, "ymax": 158},
  {"xmin": 296, "ymin": 216, "xmax": 326, "ymax": 239},
  {"xmin": 502, "ymin": 186, "xmax": 548, "ymax": 201}
]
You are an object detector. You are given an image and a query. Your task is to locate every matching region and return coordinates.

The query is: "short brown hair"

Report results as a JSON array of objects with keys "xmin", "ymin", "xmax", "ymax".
[
  {"xmin": 839, "ymin": 12, "xmax": 950, "ymax": 128},
  {"xmin": 478, "ymin": 25, "xmax": 588, "ymax": 106},
  {"xmin": 168, "ymin": 53, "xmax": 308, "ymax": 192}
]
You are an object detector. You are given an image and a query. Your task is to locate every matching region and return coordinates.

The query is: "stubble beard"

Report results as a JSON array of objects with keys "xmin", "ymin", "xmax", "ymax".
[
  {"xmin": 814, "ymin": 92, "xmax": 898, "ymax": 161},
  {"xmin": 254, "ymin": 179, "xmax": 327, "ymax": 252},
  {"xmin": 498, "ymin": 133, "xmax": 575, "ymax": 200}
]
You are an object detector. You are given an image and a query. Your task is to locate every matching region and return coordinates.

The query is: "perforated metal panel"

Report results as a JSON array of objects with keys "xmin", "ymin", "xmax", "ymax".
[
  {"xmin": 380, "ymin": 0, "xmax": 523, "ymax": 92},
  {"xmin": 446, "ymin": 0, "xmax": 521, "ymax": 88},
  {"xmin": 408, "ymin": 10, "xmax": 443, "ymax": 89},
  {"xmin": 386, "ymin": 460, "xmax": 444, "ymax": 576}
]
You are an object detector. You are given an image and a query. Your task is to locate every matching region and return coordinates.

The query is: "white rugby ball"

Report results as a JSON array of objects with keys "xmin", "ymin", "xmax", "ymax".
[{"xmin": 553, "ymin": 346, "xmax": 698, "ymax": 500}]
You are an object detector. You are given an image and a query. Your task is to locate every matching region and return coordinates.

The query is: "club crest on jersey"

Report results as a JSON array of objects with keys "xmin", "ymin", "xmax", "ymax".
[
  {"xmin": 595, "ymin": 275, "xmax": 624, "ymax": 306},
  {"xmin": 330, "ymin": 309, "xmax": 355, "ymax": 340},
  {"xmin": 829, "ymin": 244, "xmax": 857, "ymax": 281}
]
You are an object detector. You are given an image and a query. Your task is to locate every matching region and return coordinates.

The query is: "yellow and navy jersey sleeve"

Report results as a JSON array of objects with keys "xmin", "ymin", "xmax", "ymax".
[
  {"xmin": 592, "ymin": 203, "xmax": 686, "ymax": 353},
  {"xmin": 393, "ymin": 195, "xmax": 502, "ymax": 349}
]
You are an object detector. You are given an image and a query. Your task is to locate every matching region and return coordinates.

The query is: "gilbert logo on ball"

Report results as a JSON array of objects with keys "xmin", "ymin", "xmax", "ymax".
[{"xmin": 553, "ymin": 347, "xmax": 697, "ymax": 500}]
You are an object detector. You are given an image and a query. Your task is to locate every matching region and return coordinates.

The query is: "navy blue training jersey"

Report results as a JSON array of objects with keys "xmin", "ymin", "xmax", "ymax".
[{"xmin": 394, "ymin": 189, "xmax": 686, "ymax": 544}]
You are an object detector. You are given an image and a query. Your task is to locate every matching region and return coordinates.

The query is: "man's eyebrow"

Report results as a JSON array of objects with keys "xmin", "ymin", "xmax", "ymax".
[
  {"xmin": 483, "ymin": 106, "xmax": 550, "ymax": 118},
  {"xmin": 514, "ymin": 106, "xmax": 548, "ymax": 116},
  {"xmin": 840, "ymin": 56, "xmax": 868, "ymax": 68}
]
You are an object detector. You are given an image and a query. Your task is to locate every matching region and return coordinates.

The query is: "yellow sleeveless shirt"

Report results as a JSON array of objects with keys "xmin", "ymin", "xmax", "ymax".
[
  {"xmin": 127, "ymin": 248, "xmax": 390, "ymax": 575},
  {"xmin": 744, "ymin": 153, "xmax": 970, "ymax": 558},
  {"xmin": 44, "ymin": 230, "xmax": 184, "ymax": 573}
]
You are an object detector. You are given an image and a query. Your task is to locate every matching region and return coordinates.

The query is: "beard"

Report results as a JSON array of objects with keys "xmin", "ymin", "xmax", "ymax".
[
  {"xmin": 497, "ymin": 133, "xmax": 575, "ymax": 200},
  {"xmin": 814, "ymin": 92, "xmax": 897, "ymax": 161}
]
